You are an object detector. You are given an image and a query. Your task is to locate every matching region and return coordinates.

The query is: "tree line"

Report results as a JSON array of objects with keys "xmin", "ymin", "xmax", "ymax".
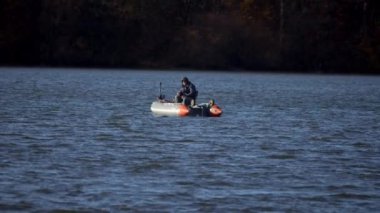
[{"xmin": 0, "ymin": 0, "xmax": 379, "ymax": 73}]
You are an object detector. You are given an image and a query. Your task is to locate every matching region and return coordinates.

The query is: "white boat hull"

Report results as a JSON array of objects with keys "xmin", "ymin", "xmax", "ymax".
[{"xmin": 150, "ymin": 101, "xmax": 189, "ymax": 117}]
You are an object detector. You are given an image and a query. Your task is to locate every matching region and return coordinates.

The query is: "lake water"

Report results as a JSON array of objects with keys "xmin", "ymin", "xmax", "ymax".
[{"xmin": 0, "ymin": 68, "xmax": 379, "ymax": 212}]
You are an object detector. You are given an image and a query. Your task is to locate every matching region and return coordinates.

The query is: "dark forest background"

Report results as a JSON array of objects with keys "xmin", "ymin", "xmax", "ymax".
[{"xmin": 0, "ymin": 0, "xmax": 379, "ymax": 73}]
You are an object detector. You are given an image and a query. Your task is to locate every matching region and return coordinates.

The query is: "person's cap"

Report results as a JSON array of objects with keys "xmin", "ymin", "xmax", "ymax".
[{"xmin": 182, "ymin": 77, "xmax": 189, "ymax": 83}]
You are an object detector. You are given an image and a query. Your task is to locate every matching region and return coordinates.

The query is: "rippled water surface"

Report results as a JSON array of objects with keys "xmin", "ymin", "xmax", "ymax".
[{"xmin": 1, "ymin": 68, "xmax": 379, "ymax": 212}]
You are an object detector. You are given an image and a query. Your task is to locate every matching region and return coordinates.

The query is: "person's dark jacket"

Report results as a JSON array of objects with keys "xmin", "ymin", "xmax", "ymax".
[{"xmin": 182, "ymin": 81, "xmax": 198, "ymax": 99}]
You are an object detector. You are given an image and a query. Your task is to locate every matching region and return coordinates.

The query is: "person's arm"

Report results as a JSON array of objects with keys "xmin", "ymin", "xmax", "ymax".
[{"xmin": 185, "ymin": 84, "xmax": 196, "ymax": 97}]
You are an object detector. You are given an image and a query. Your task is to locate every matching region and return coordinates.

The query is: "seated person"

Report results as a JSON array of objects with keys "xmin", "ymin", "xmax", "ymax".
[{"xmin": 175, "ymin": 77, "xmax": 198, "ymax": 106}]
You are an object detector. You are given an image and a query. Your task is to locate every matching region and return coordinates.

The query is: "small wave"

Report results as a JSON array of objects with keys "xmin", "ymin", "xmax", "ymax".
[
  {"xmin": 327, "ymin": 184, "xmax": 360, "ymax": 191},
  {"xmin": 330, "ymin": 192, "xmax": 379, "ymax": 200},
  {"xmin": 0, "ymin": 201, "xmax": 34, "ymax": 211},
  {"xmin": 48, "ymin": 208, "xmax": 109, "ymax": 213},
  {"xmin": 95, "ymin": 134, "xmax": 116, "ymax": 142},
  {"xmin": 205, "ymin": 179, "xmax": 234, "ymax": 187},
  {"xmin": 268, "ymin": 154, "xmax": 297, "ymax": 160},
  {"xmin": 357, "ymin": 172, "xmax": 380, "ymax": 180},
  {"xmin": 309, "ymin": 135, "xmax": 334, "ymax": 142},
  {"xmin": 35, "ymin": 188, "xmax": 54, "ymax": 195},
  {"xmin": 352, "ymin": 142, "xmax": 372, "ymax": 148},
  {"xmin": 300, "ymin": 195, "xmax": 328, "ymax": 202},
  {"xmin": 149, "ymin": 137, "xmax": 198, "ymax": 143},
  {"xmin": 0, "ymin": 132, "xmax": 23, "ymax": 137},
  {"xmin": 130, "ymin": 162, "xmax": 167, "ymax": 174},
  {"xmin": 22, "ymin": 134, "xmax": 51, "ymax": 141}
]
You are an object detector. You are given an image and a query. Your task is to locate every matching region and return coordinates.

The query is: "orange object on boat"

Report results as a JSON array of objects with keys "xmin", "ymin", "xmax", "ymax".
[{"xmin": 209, "ymin": 105, "xmax": 223, "ymax": 117}]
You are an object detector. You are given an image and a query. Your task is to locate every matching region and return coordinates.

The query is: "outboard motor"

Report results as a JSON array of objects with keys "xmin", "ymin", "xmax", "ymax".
[{"xmin": 158, "ymin": 82, "xmax": 165, "ymax": 100}]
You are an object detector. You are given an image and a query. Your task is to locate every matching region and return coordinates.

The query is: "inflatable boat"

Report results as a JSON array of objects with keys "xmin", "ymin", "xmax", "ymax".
[
  {"xmin": 151, "ymin": 82, "xmax": 222, "ymax": 117},
  {"xmin": 151, "ymin": 99, "xmax": 222, "ymax": 117}
]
